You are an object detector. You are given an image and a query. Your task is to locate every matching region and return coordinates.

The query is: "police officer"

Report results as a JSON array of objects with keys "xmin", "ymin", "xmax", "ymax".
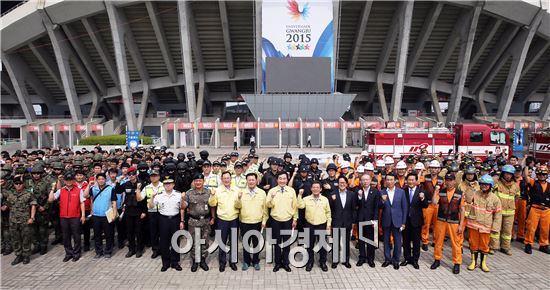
[
  {"xmin": 3, "ymin": 176, "xmax": 37, "ymax": 265},
  {"xmin": 309, "ymin": 158, "xmax": 322, "ymax": 181},
  {"xmin": 142, "ymin": 170, "xmax": 165, "ymax": 259},
  {"xmin": 231, "ymin": 162, "xmax": 247, "ymax": 190},
  {"xmin": 259, "ymin": 157, "xmax": 279, "ymax": 192},
  {"xmin": 27, "ymin": 165, "xmax": 50, "ymax": 255},
  {"xmin": 183, "ymin": 174, "xmax": 213, "ymax": 272},
  {"xmin": 283, "ymin": 153, "xmax": 296, "ymax": 179},
  {"xmin": 322, "ymin": 163, "xmax": 339, "ymax": 197},
  {"xmin": 149, "ymin": 178, "xmax": 184, "ymax": 272},
  {"xmin": 203, "ymin": 160, "xmax": 221, "ymax": 191}
]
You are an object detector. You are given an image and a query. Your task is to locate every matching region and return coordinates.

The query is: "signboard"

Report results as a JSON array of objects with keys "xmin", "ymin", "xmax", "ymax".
[
  {"xmin": 167, "ymin": 123, "xmax": 175, "ymax": 130},
  {"xmin": 198, "ymin": 122, "xmax": 215, "ymax": 129},
  {"xmin": 386, "ymin": 122, "xmax": 401, "ymax": 129},
  {"xmin": 259, "ymin": 122, "xmax": 279, "ymax": 129},
  {"xmin": 126, "ymin": 130, "xmax": 140, "ymax": 149},
  {"xmin": 219, "ymin": 122, "xmax": 237, "ymax": 129},
  {"xmin": 303, "ymin": 122, "xmax": 320, "ymax": 129},
  {"xmin": 91, "ymin": 124, "xmax": 102, "ymax": 131},
  {"xmin": 240, "ymin": 122, "xmax": 258, "ymax": 129},
  {"xmin": 504, "ymin": 121, "xmax": 515, "ymax": 129},
  {"xmin": 178, "ymin": 122, "xmax": 194, "ymax": 130},
  {"xmin": 323, "ymin": 121, "xmax": 341, "ymax": 129},
  {"xmin": 281, "ymin": 122, "xmax": 299, "ymax": 129},
  {"xmin": 363, "ymin": 121, "xmax": 384, "ymax": 129},
  {"xmin": 58, "ymin": 124, "xmax": 70, "ymax": 132},
  {"xmin": 403, "ymin": 121, "xmax": 419, "ymax": 128},
  {"xmin": 42, "ymin": 125, "xmax": 54, "ymax": 132},
  {"xmin": 75, "ymin": 124, "xmax": 86, "ymax": 132},
  {"xmin": 262, "ymin": 0, "xmax": 334, "ymax": 92},
  {"xmin": 156, "ymin": 111, "xmax": 169, "ymax": 118},
  {"xmin": 345, "ymin": 121, "xmax": 361, "ymax": 129},
  {"xmin": 27, "ymin": 125, "xmax": 39, "ymax": 132},
  {"xmin": 513, "ymin": 128, "xmax": 523, "ymax": 152}
]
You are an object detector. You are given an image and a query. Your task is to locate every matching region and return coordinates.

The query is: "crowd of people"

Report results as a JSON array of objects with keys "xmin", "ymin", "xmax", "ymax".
[{"xmin": 0, "ymin": 146, "xmax": 548, "ymax": 274}]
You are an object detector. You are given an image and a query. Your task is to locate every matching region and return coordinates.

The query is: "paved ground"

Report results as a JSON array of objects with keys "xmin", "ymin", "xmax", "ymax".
[{"xmin": 1, "ymin": 234, "xmax": 548, "ymax": 289}]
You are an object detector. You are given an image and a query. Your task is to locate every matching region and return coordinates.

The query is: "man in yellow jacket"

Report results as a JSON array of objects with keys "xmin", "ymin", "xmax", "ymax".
[
  {"xmin": 297, "ymin": 181, "xmax": 331, "ymax": 272},
  {"xmin": 235, "ymin": 173, "xmax": 268, "ymax": 271},
  {"xmin": 490, "ymin": 165, "xmax": 519, "ymax": 255},
  {"xmin": 465, "ymin": 175, "xmax": 502, "ymax": 272},
  {"xmin": 208, "ymin": 171, "xmax": 240, "ymax": 272},
  {"xmin": 266, "ymin": 171, "xmax": 298, "ymax": 272}
]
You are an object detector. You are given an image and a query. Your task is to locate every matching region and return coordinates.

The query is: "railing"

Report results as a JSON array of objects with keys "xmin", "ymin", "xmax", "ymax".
[
  {"xmin": 0, "ymin": 115, "xmax": 105, "ymax": 120},
  {"xmin": 1, "ymin": 0, "xmax": 29, "ymax": 17},
  {"xmin": 0, "ymin": 138, "xmax": 21, "ymax": 145}
]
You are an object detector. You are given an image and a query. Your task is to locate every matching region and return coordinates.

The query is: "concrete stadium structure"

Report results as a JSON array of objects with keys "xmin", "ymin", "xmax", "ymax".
[{"xmin": 1, "ymin": 0, "xmax": 550, "ymax": 144}]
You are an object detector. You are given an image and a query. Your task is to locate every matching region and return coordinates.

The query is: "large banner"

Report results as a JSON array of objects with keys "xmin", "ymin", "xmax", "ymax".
[{"xmin": 262, "ymin": 0, "xmax": 334, "ymax": 92}]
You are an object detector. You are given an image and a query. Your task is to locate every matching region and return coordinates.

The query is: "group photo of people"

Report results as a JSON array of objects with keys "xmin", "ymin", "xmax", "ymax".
[{"xmin": 1, "ymin": 146, "xmax": 548, "ymax": 274}]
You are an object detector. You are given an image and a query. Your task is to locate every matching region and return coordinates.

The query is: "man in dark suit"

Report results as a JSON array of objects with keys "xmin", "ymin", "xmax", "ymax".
[
  {"xmin": 329, "ymin": 176, "xmax": 356, "ymax": 269},
  {"xmin": 356, "ymin": 174, "xmax": 380, "ymax": 268},
  {"xmin": 380, "ymin": 173, "xmax": 408, "ymax": 270},
  {"xmin": 401, "ymin": 173, "xmax": 429, "ymax": 269}
]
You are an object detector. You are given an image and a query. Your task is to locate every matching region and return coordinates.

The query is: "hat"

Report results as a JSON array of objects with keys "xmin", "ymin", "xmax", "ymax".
[
  {"xmin": 234, "ymin": 161, "xmax": 243, "ymax": 168},
  {"xmin": 64, "ymin": 172, "xmax": 75, "ymax": 180},
  {"xmin": 163, "ymin": 178, "xmax": 175, "ymax": 184},
  {"xmin": 444, "ymin": 173, "xmax": 455, "ymax": 180},
  {"xmin": 356, "ymin": 165, "xmax": 365, "ymax": 173},
  {"xmin": 202, "ymin": 160, "xmax": 212, "ymax": 166},
  {"xmin": 13, "ymin": 176, "xmax": 24, "ymax": 184},
  {"xmin": 193, "ymin": 173, "xmax": 204, "ymax": 180},
  {"xmin": 230, "ymin": 152, "xmax": 239, "ymax": 157},
  {"xmin": 127, "ymin": 167, "xmax": 137, "ymax": 174},
  {"xmin": 310, "ymin": 158, "xmax": 319, "ymax": 164},
  {"xmin": 150, "ymin": 170, "xmax": 160, "ymax": 176},
  {"xmin": 298, "ymin": 165, "xmax": 309, "ymax": 172}
]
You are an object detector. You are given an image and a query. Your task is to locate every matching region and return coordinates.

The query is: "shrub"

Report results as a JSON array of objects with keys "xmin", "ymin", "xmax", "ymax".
[{"xmin": 79, "ymin": 135, "xmax": 153, "ymax": 145}]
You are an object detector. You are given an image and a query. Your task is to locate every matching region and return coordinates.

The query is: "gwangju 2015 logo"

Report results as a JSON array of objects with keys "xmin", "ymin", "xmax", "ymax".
[{"xmin": 287, "ymin": 0, "xmax": 310, "ymax": 21}]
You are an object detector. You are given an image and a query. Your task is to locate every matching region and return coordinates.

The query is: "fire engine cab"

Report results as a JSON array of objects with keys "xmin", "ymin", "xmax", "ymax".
[
  {"xmin": 529, "ymin": 129, "xmax": 550, "ymax": 163},
  {"xmin": 363, "ymin": 123, "xmax": 511, "ymax": 159}
]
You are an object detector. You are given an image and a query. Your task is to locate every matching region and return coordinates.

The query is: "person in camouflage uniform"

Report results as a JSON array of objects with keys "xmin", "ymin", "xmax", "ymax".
[
  {"xmin": 2, "ymin": 176, "xmax": 37, "ymax": 265},
  {"xmin": 49, "ymin": 161, "xmax": 65, "ymax": 245},
  {"xmin": 183, "ymin": 174, "xmax": 213, "ymax": 272},
  {"xmin": 1, "ymin": 171, "xmax": 13, "ymax": 255},
  {"xmin": 27, "ymin": 165, "xmax": 51, "ymax": 255}
]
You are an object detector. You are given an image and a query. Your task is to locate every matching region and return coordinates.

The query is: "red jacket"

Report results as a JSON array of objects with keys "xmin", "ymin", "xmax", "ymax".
[{"xmin": 59, "ymin": 186, "xmax": 82, "ymax": 218}]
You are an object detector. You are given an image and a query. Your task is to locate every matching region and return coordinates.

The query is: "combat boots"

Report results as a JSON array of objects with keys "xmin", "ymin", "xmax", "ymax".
[
  {"xmin": 467, "ymin": 252, "xmax": 477, "ymax": 271},
  {"xmin": 480, "ymin": 253, "xmax": 489, "ymax": 272}
]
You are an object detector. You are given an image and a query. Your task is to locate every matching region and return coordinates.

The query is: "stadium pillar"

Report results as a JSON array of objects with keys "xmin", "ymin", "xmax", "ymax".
[
  {"xmin": 2, "ymin": 54, "xmax": 37, "ymax": 123},
  {"xmin": 106, "ymin": 3, "xmax": 137, "ymax": 132},
  {"xmin": 177, "ymin": 0, "xmax": 197, "ymax": 122}
]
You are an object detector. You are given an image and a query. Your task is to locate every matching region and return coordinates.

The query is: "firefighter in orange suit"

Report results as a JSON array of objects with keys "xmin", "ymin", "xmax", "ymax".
[
  {"xmin": 466, "ymin": 175, "xmax": 502, "ymax": 272},
  {"xmin": 420, "ymin": 160, "xmax": 444, "ymax": 251},
  {"xmin": 514, "ymin": 165, "xmax": 528, "ymax": 243},
  {"xmin": 430, "ymin": 173, "xmax": 464, "ymax": 275},
  {"xmin": 523, "ymin": 167, "xmax": 550, "ymax": 255},
  {"xmin": 489, "ymin": 165, "xmax": 520, "ymax": 255}
]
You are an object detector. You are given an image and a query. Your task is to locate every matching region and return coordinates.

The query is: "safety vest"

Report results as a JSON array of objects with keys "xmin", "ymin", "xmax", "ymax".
[
  {"xmin": 204, "ymin": 174, "xmax": 220, "ymax": 190},
  {"xmin": 232, "ymin": 175, "xmax": 247, "ymax": 189},
  {"xmin": 59, "ymin": 186, "xmax": 82, "ymax": 218},
  {"xmin": 144, "ymin": 183, "xmax": 165, "ymax": 211},
  {"xmin": 528, "ymin": 181, "xmax": 550, "ymax": 207},
  {"xmin": 437, "ymin": 189, "xmax": 463, "ymax": 224}
]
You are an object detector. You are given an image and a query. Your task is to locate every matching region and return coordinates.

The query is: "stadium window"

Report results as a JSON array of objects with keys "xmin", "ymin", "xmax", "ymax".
[
  {"xmin": 528, "ymin": 102, "xmax": 541, "ymax": 113},
  {"xmin": 33, "ymin": 105, "xmax": 42, "ymax": 116},
  {"xmin": 470, "ymin": 132, "xmax": 483, "ymax": 143}
]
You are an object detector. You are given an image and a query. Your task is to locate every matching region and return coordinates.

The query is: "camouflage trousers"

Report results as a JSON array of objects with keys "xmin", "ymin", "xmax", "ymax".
[
  {"xmin": 33, "ymin": 213, "xmax": 50, "ymax": 250},
  {"xmin": 1, "ymin": 214, "xmax": 11, "ymax": 252},
  {"xmin": 188, "ymin": 217, "xmax": 211, "ymax": 261},
  {"xmin": 10, "ymin": 223, "xmax": 32, "ymax": 257}
]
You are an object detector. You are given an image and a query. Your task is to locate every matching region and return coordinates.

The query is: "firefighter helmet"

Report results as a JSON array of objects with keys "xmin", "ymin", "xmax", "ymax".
[
  {"xmin": 384, "ymin": 156, "xmax": 395, "ymax": 165},
  {"xmin": 365, "ymin": 162, "xmax": 375, "ymax": 171},
  {"xmin": 429, "ymin": 160, "xmax": 441, "ymax": 168},
  {"xmin": 501, "ymin": 165, "xmax": 515, "ymax": 174},
  {"xmin": 396, "ymin": 161, "xmax": 407, "ymax": 169},
  {"xmin": 479, "ymin": 174, "xmax": 494, "ymax": 187},
  {"xmin": 415, "ymin": 163, "xmax": 425, "ymax": 170}
]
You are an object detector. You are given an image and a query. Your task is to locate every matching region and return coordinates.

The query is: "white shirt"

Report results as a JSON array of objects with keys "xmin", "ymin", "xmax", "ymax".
[
  {"xmin": 153, "ymin": 190, "xmax": 182, "ymax": 216},
  {"xmin": 250, "ymin": 136, "xmax": 255, "ymax": 143},
  {"xmin": 361, "ymin": 186, "xmax": 370, "ymax": 200},
  {"xmin": 386, "ymin": 187, "xmax": 395, "ymax": 205},
  {"xmin": 339, "ymin": 190, "xmax": 347, "ymax": 208},
  {"xmin": 233, "ymin": 136, "xmax": 238, "ymax": 142},
  {"xmin": 307, "ymin": 135, "xmax": 311, "ymax": 141}
]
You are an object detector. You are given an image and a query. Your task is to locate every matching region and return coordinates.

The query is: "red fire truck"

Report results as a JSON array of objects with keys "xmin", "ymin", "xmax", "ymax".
[
  {"xmin": 364, "ymin": 123, "xmax": 511, "ymax": 159},
  {"xmin": 529, "ymin": 129, "xmax": 550, "ymax": 163}
]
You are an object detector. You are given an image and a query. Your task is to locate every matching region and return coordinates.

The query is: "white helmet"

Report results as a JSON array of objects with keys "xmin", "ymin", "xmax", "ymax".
[
  {"xmin": 361, "ymin": 150, "xmax": 369, "ymax": 156},
  {"xmin": 376, "ymin": 159, "xmax": 385, "ymax": 167},
  {"xmin": 384, "ymin": 156, "xmax": 395, "ymax": 165},
  {"xmin": 415, "ymin": 162, "xmax": 425, "ymax": 170},
  {"xmin": 429, "ymin": 160, "xmax": 441, "ymax": 168},
  {"xmin": 396, "ymin": 161, "xmax": 407, "ymax": 169},
  {"xmin": 340, "ymin": 161, "xmax": 351, "ymax": 169},
  {"xmin": 365, "ymin": 162, "xmax": 375, "ymax": 171},
  {"xmin": 393, "ymin": 152, "xmax": 401, "ymax": 159},
  {"xmin": 356, "ymin": 165, "xmax": 365, "ymax": 173}
]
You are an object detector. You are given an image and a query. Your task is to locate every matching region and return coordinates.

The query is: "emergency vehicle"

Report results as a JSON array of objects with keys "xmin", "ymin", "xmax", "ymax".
[
  {"xmin": 529, "ymin": 129, "xmax": 550, "ymax": 163},
  {"xmin": 363, "ymin": 123, "xmax": 511, "ymax": 159}
]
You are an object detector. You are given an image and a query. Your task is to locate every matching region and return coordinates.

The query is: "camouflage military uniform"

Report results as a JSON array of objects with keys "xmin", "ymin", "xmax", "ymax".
[
  {"xmin": 1, "ymin": 178, "xmax": 13, "ymax": 255},
  {"xmin": 49, "ymin": 162, "xmax": 64, "ymax": 244},
  {"xmin": 186, "ymin": 188, "xmax": 211, "ymax": 261},
  {"xmin": 26, "ymin": 177, "xmax": 51, "ymax": 253},
  {"xmin": 4, "ymin": 188, "xmax": 37, "ymax": 258}
]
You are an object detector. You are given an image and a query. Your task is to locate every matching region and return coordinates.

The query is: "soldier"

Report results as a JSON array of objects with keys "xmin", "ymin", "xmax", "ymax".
[
  {"xmin": 49, "ymin": 162, "xmax": 65, "ymax": 245},
  {"xmin": 27, "ymin": 165, "xmax": 50, "ymax": 255},
  {"xmin": 183, "ymin": 174, "xmax": 213, "ymax": 272},
  {"xmin": 3, "ymin": 176, "xmax": 37, "ymax": 265},
  {"xmin": 1, "ymin": 172, "xmax": 13, "ymax": 255}
]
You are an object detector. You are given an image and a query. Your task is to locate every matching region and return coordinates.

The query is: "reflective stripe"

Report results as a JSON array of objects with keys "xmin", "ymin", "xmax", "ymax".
[
  {"xmin": 466, "ymin": 220, "xmax": 492, "ymax": 233},
  {"xmin": 501, "ymin": 234, "xmax": 512, "ymax": 241},
  {"xmin": 501, "ymin": 209, "xmax": 515, "ymax": 216},
  {"xmin": 490, "ymin": 233, "xmax": 500, "ymax": 239},
  {"xmin": 496, "ymin": 192, "xmax": 515, "ymax": 200},
  {"xmin": 470, "ymin": 204, "xmax": 500, "ymax": 214}
]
